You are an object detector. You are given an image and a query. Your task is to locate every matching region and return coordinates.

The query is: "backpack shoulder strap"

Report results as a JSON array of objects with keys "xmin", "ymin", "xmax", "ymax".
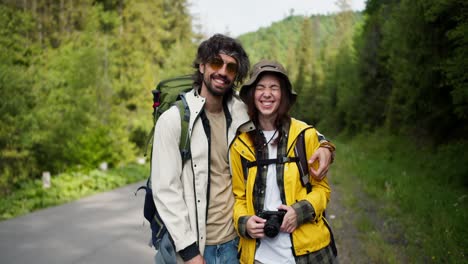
[
  {"xmin": 294, "ymin": 129, "xmax": 312, "ymax": 193},
  {"xmin": 241, "ymin": 156, "xmax": 249, "ymax": 182},
  {"xmin": 295, "ymin": 128, "xmax": 337, "ymax": 256},
  {"xmin": 245, "ymin": 157, "xmax": 299, "ymax": 168},
  {"xmin": 239, "ymin": 129, "xmax": 310, "ymax": 189},
  {"xmin": 174, "ymin": 95, "xmax": 191, "ymax": 162}
]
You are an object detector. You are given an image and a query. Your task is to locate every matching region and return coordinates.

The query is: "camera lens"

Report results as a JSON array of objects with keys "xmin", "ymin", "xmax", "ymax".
[{"xmin": 264, "ymin": 215, "xmax": 281, "ymax": 238}]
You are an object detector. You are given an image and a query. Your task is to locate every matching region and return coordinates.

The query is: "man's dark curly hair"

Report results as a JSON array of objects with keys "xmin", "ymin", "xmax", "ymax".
[{"xmin": 192, "ymin": 34, "xmax": 250, "ymax": 89}]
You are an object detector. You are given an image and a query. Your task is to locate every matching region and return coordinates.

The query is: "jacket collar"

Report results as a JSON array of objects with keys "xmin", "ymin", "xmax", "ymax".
[
  {"xmin": 184, "ymin": 89, "xmax": 254, "ymax": 143},
  {"xmin": 235, "ymin": 118, "xmax": 313, "ymax": 156}
]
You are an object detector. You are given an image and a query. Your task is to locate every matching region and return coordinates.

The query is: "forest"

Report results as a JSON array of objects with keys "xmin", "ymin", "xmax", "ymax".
[
  {"xmin": 1, "ymin": 0, "xmax": 467, "ymax": 262},
  {"xmin": 1, "ymin": 0, "xmax": 467, "ymax": 191},
  {"xmin": 1, "ymin": 0, "xmax": 197, "ymax": 191}
]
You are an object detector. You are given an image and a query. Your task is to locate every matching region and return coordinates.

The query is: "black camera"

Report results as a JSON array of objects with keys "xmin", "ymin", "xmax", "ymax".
[{"xmin": 258, "ymin": 209, "xmax": 287, "ymax": 238}]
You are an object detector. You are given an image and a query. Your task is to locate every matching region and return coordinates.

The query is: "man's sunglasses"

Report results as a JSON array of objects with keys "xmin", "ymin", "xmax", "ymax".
[{"xmin": 207, "ymin": 57, "xmax": 238, "ymax": 75}]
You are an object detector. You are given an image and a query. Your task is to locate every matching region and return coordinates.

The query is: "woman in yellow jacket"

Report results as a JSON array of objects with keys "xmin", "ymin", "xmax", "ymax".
[{"xmin": 230, "ymin": 60, "xmax": 337, "ymax": 264}]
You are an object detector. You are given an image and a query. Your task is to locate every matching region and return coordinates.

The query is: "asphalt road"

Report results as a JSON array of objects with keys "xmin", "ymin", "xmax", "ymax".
[
  {"xmin": 0, "ymin": 180, "xmax": 347, "ymax": 264},
  {"xmin": 0, "ymin": 181, "xmax": 155, "ymax": 264}
]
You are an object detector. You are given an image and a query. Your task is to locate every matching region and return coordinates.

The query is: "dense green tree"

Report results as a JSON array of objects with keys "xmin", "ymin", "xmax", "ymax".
[
  {"xmin": 0, "ymin": 5, "xmax": 39, "ymax": 193},
  {"xmin": 0, "ymin": 0, "xmax": 195, "ymax": 191},
  {"xmin": 434, "ymin": 0, "xmax": 468, "ymax": 132},
  {"xmin": 114, "ymin": 0, "xmax": 194, "ymax": 150},
  {"xmin": 30, "ymin": 5, "xmax": 133, "ymax": 173},
  {"xmin": 292, "ymin": 17, "xmax": 313, "ymax": 121},
  {"xmin": 354, "ymin": 0, "xmax": 392, "ymax": 131},
  {"xmin": 319, "ymin": 0, "xmax": 360, "ymax": 133},
  {"xmin": 383, "ymin": 0, "xmax": 466, "ymax": 142}
]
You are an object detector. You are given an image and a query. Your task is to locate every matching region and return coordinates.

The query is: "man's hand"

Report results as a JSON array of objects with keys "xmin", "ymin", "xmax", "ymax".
[
  {"xmin": 246, "ymin": 215, "xmax": 266, "ymax": 238},
  {"xmin": 185, "ymin": 254, "xmax": 205, "ymax": 264},
  {"xmin": 308, "ymin": 147, "xmax": 333, "ymax": 180}
]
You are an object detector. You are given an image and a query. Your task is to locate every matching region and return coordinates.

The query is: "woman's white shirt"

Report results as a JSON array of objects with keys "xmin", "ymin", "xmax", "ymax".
[{"xmin": 255, "ymin": 130, "xmax": 295, "ymax": 264}]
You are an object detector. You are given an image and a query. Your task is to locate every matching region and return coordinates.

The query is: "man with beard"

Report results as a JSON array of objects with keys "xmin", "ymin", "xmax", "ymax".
[{"xmin": 151, "ymin": 34, "xmax": 334, "ymax": 264}]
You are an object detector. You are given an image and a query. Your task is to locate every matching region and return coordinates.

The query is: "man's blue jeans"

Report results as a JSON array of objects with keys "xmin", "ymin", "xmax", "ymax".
[{"xmin": 203, "ymin": 237, "xmax": 239, "ymax": 264}]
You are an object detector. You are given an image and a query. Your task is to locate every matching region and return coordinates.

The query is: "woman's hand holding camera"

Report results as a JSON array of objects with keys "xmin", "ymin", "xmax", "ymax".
[
  {"xmin": 247, "ymin": 204, "xmax": 298, "ymax": 239},
  {"xmin": 278, "ymin": 204, "xmax": 298, "ymax": 234},
  {"xmin": 246, "ymin": 215, "xmax": 266, "ymax": 238}
]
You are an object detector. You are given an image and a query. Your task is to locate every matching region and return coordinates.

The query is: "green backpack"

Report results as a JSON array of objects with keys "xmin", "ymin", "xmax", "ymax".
[{"xmin": 136, "ymin": 75, "xmax": 193, "ymax": 250}]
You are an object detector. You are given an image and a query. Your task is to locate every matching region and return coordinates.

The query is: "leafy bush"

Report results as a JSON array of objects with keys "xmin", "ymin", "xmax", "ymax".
[{"xmin": 0, "ymin": 163, "xmax": 148, "ymax": 221}]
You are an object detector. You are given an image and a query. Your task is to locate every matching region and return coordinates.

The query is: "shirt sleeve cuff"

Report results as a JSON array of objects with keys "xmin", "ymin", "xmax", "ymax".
[
  {"xmin": 292, "ymin": 200, "xmax": 316, "ymax": 225},
  {"xmin": 179, "ymin": 242, "xmax": 200, "ymax": 261},
  {"xmin": 238, "ymin": 215, "xmax": 252, "ymax": 238}
]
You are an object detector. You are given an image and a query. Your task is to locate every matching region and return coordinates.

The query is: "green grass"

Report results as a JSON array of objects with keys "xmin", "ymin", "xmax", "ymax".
[
  {"xmin": 333, "ymin": 131, "xmax": 468, "ymax": 263},
  {"xmin": 0, "ymin": 163, "xmax": 148, "ymax": 221}
]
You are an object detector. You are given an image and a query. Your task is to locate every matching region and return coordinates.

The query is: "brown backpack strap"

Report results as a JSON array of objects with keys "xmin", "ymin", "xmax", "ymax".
[{"xmin": 294, "ymin": 130, "xmax": 312, "ymax": 193}]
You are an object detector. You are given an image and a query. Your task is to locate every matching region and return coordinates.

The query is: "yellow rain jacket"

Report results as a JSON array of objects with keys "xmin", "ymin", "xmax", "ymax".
[{"xmin": 230, "ymin": 118, "xmax": 332, "ymax": 264}]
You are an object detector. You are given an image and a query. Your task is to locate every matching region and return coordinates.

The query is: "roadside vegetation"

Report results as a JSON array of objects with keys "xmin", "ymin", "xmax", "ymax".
[
  {"xmin": 331, "ymin": 132, "xmax": 467, "ymax": 263},
  {"xmin": 0, "ymin": 163, "xmax": 147, "ymax": 221}
]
